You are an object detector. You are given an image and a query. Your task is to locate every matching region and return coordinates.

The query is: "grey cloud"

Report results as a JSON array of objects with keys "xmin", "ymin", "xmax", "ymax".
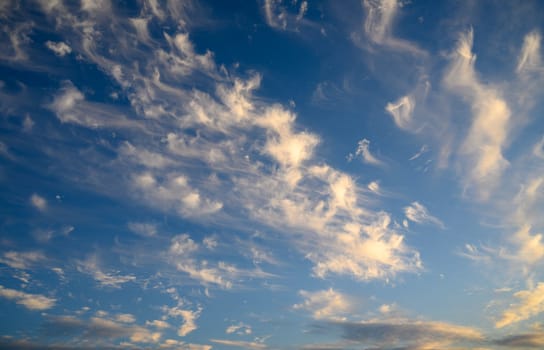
[{"xmin": 494, "ymin": 332, "xmax": 544, "ymax": 348}]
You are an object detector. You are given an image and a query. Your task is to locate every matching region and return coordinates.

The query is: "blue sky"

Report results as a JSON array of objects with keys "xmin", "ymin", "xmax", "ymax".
[{"xmin": 1, "ymin": 0, "xmax": 544, "ymax": 349}]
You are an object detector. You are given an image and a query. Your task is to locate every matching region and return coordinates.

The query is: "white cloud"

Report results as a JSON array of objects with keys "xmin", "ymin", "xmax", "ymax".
[
  {"xmin": 506, "ymin": 176, "xmax": 544, "ymax": 266},
  {"xmin": 0, "ymin": 20, "xmax": 32, "ymax": 62},
  {"xmin": 23, "ymin": 115, "xmax": 34, "ymax": 132},
  {"xmin": 121, "ymin": 142, "xmax": 175, "ymax": 169},
  {"xmin": 147, "ymin": 320, "xmax": 171, "ymax": 329},
  {"xmin": 385, "ymin": 95, "xmax": 415, "ymax": 131},
  {"xmin": 33, "ymin": 225, "xmax": 74, "ymax": 243},
  {"xmin": 0, "ymin": 251, "xmax": 46, "ymax": 269},
  {"xmin": 49, "ymin": 82, "xmax": 85, "ymax": 124},
  {"xmin": 45, "ymin": 41, "xmax": 72, "ymax": 56},
  {"xmin": 511, "ymin": 225, "xmax": 544, "ymax": 265},
  {"xmin": 378, "ymin": 303, "xmax": 398, "ymax": 314},
  {"xmin": 367, "ymin": 181, "xmax": 380, "ymax": 194},
  {"xmin": 115, "ymin": 313, "xmax": 136, "ymax": 324},
  {"xmin": 443, "ymin": 29, "xmax": 511, "ymax": 199},
  {"xmin": 496, "ymin": 282, "xmax": 544, "ymax": 328},
  {"xmin": 404, "ymin": 201, "xmax": 444, "ymax": 229},
  {"xmin": 293, "ymin": 289, "xmax": 352, "ymax": 320},
  {"xmin": 296, "ymin": 1, "xmax": 308, "ymax": 22},
  {"xmin": 160, "ymin": 32, "xmax": 216, "ymax": 77},
  {"xmin": 167, "ymin": 234, "xmax": 273, "ymax": 289},
  {"xmin": 258, "ymin": 106, "xmax": 320, "ymax": 173},
  {"xmin": 348, "ymin": 138, "xmax": 384, "ymax": 166},
  {"xmin": 534, "ymin": 136, "xmax": 544, "ymax": 159},
  {"xmin": 458, "ymin": 243, "xmax": 494, "ymax": 264},
  {"xmin": 409, "ymin": 144, "xmax": 429, "ymax": 161},
  {"xmin": 517, "ymin": 31, "xmax": 542, "ymax": 73},
  {"xmin": 262, "ymin": 0, "xmax": 312, "ymax": 32},
  {"xmin": 177, "ymin": 309, "xmax": 198, "ymax": 337},
  {"xmin": 30, "ymin": 193, "xmax": 47, "ymax": 211},
  {"xmin": 203, "ymin": 236, "xmax": 218, "ymax": 250},
  {"xmin": 162, "ymin": 304, "xmax": 201, "ymax": 337},
  {"xmin": 0, "ymin": 285, "xmax": 56, "ymax": 310},
  {"xmin": 128, "ymin": 222, "xmax": 158, "ymax": 237},
  {"xmin": 226, "ymin": 322, "xmax": 252, "ymax": 335},
  {"xmin": 132, "ymin": 172, "xmax": 223, "ymax": 217},
  {"xmin": 264, "ymin": 0, "xmax": 288, "ymax": 30},
  {"xmin": 49, "ymin": 81, "xmax": 136, "ymax": 129},
  {"xmin": 77, "ymin": 255, "xmax": 136, "ymax": 288},
  {"xmin": 362, "ymin": 0, "xmax": 424, "ymax": 54},
  {"xmin": 130, "ymin": 17, "xmax": 152, "ymax": 44},
  {"xmin": 0, "ymin": 141, "xmax": 13, "ymax": 159},
  {"xmin": 363, "ymin": 0, "xmax": 397, "ymax": 44}
]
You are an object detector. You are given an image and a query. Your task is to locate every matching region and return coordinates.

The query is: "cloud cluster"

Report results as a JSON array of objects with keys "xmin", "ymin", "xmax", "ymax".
[{"xmin": 7, "ymin": 0, "xmax": 425, "ymax": 285}]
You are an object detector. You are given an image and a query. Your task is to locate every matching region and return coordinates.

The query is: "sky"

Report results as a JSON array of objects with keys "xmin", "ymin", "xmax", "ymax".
[{"xmin": 1, "ymin": 0, "xmax": 544, "ymax": 349}]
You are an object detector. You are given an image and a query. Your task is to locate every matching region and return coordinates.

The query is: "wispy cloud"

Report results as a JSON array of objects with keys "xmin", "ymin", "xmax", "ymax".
[
  {"xmin": 127, "ymin": 222, "xmax": 158, "ymax": 237},
  {"xmin": 443, "ymin": 29, "xmax": 511, "ymax": 200},
  {"xmin": 362, "ymin": 0, "xmax": 425, "ymax": 55},
  {"xmin": 48, "ymin": 81, "xmax": 137, "ymax": 129},
  {"xmin": 0, "ymin": 285, "xmax": 56, "ymax": 310},
  {"xmin": 33, "ymin": 225, "xmax": 74, "ymax": 243},
  {"xmin": 404, "ymin": 202, "xmax": 445, "ymax": 229},
  {"xmin": 77, "ymin": 255, "xmax": 136, "ymax": 288},
  {"xmin": 263, "ymin": 0, "xmax": 310, "ymax": 31},
  {"xmin": 517, "ymin": 31, "xmax": 542, "ymax": 74},
  {"xmin": 226, "ymin": 322, "xmax": 252, "ymax": 335},
  {"xmin": 167, "ymin": 234, "xmax": 273, "ymax": 289},
  {"xmin": 347, "ymin": 138, "xmax": 384, "ymax": 166},
  {"xmin": 30, "ymin": 193, "xmax": 47, "ymax": 211},
  {"xmin": 496, "ymin": 282, "xmax": 544, "ymax": 328},
  {"xmin": 409, "ymin": 145, "xmax": 429, "ymax": 161},
  {"xmin": 45, "ymin": 41, "xmax": 72, "ymax": 57},
  {"xmin": 0, "ymin": 250, "xmax": 46, "ymax": 269},
  {"xmin": 385, "ymin": 95, "xmax": 416, "ymax": 131},
  {"xmin": 146, "ymin": 319, "xmax": 171, "ymax": 329},
  {"xmin": 162, "ymin": 303, "xmax": 201, "ymax": 337}
]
